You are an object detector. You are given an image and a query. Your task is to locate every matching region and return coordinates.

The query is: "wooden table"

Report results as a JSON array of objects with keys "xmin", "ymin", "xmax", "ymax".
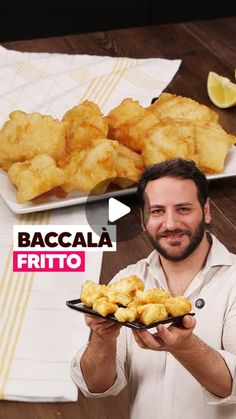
[{"xmin": 1, "ymin": 17, "xmax": 236, "ymax": 419}]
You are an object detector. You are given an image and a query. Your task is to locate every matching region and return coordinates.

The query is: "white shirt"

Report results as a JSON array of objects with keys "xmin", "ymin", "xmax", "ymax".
[{"xmin": 71, "ymin": 235, "xmax": 236, "ymax": 419}]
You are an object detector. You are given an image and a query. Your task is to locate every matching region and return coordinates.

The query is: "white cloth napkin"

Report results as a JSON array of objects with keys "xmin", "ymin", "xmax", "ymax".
[
  {"xmin": 0, "ymin": 46, "xmax": 181, "ymax": 122},
  {"xmin": 0, "ymin": 46, "xmax": 181, "ymax": 401},
  {"xmin": 0, "ymin": 197, "xmax": 103, "ymax": 401}
]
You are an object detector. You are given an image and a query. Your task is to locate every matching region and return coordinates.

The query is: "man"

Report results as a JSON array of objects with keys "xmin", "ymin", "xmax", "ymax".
[{"xmin": 71, "ymin": 158, "xmax": 236, "ymax": 419}]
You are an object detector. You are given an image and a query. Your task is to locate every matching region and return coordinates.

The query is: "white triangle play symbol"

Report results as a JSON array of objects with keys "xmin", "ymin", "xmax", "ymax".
[{"xmin": 108, "ymin": 198, "xmax": 131, "ymax": 222}]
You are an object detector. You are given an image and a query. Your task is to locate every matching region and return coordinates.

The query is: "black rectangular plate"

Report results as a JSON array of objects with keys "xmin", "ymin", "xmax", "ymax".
[{"xmin": 66, "ymin": 298, "xmax": 195, "ymax": 330}]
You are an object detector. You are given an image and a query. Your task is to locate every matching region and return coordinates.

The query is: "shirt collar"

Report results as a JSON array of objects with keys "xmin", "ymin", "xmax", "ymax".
[{"xmin": 202, "ymin": 233, "xmax": 233, "ymax": 272}]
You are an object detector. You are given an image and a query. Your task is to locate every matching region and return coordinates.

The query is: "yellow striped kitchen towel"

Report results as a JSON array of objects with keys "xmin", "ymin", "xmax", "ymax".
[
  {"xmin": 0, "ymin": 46, "xmax": 181, "ymax": 124},
  {"xmin": 0, "ymin": 197, "xmax": 102, "ymax": 401}
]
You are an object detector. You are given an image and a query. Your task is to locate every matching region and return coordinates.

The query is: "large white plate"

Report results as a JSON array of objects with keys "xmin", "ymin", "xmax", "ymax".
[{"xmin": 0, "ymin": 146, "xmax": 236, "ymax": 214}]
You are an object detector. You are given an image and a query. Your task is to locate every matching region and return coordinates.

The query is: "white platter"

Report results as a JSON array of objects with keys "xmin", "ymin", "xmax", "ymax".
[
  {"xmin": 0, "ymin": 146, "xmax": 235, "ymax": 214},
  {"xmin": 0, "ymin": 172, "xmax": 136, "ymax": 214}
]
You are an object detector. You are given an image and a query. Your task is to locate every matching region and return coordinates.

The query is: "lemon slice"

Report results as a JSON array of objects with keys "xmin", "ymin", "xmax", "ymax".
[{"xmin": 207, "ymin": 71, "xmax": 236, "ymax": 108}]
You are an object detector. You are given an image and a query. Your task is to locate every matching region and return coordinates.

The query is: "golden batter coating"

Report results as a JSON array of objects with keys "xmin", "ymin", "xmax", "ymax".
[
  {"xmin": 80, "ymin": 280, "xmax": 106, "ymax": 307},
  {"xmin": 92, "ymin": 297, "xmax": 118, "ymax": 317},
  {"xmin": 165, "ymin": 296, "xmax": 192, "ymax": 317},
  {"xmin": 0, "ymin": 110, "xmax": 66, "ymax": 171},
  {"xmin": 114, "ymin": 307, "xmax": 136, "ymax": 323},
  {"xmin": 103, "ymin": 288, "xmax": 132, "ymax": 306},
  {"xmin": 127, "ymin": 302, "xmax": 138, "ymax": 316},
  {"xmin": 134, "ymin": 288, "xmax": 171, "ymax": 305},
  {"xmin": 59, "ymin": 138, "xmax": 117, "ymax": 194},
  {"xmin": 109, "ymin": 275, "xmax": 145, "ymax": 296},
  {"xmin": 136, "ymin": 303, "xmax": 168, "ymax": 326},
  {"xmin": 112, "ymin": 143, "xmax": 144, "ymax": 188},
  {"xmin": 62, "ymin": 100, "xmax": 108, "ymax": 152},
  {"xmin": 148, "ymin": 93, "xmax": 219, "ymax": 123},
  {"xmin": 127, "ymin": 275, "xmax": 145, "ymax": 291},
  {"xmin": 8, "ymin": 153, "xmax": 65, "ymax": 203}
]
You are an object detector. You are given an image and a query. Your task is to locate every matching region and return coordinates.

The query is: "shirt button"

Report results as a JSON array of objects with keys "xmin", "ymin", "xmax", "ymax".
[{"xmin": 195, "ymin": 298, "xmax": 205, "ymax": 309}]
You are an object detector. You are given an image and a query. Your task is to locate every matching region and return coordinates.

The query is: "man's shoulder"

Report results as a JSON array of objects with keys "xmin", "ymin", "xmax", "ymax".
[
  {"xmin": 211, "ymin": 235, "xmax": 236, "ymax": 266},
  {"xmin": 111, "ymin": 250, "xmax": 156, "ymax": 284}
]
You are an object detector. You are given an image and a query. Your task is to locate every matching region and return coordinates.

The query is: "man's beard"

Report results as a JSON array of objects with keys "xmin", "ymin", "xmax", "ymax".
[{"xmin": 145, "ymin": 217, "xmax": 206, "ymax": 262}]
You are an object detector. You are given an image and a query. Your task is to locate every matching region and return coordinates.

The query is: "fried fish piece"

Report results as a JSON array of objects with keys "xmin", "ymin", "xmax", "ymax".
[
  {"xmin": 134, "ymin": 288, "xmax": 171, "ymax": 305},
  {"xmin": 8, "ymin": 153, "xmax": 65, "ymax": 203},
  {"xmin": 93, "ymin": 297, "xmax": 118, "ymax": 317},
  {"xmin": 136, "ymin": 303, "xmax": 168, "ymax": 326},
  {"xmin": 109, "ymin": 275, "xmax": 144, "ymax": 296},
  {"xmin": 107, "ymin": 93, "xmax": 235, "ymax": 175},
  {"xmin": 103, "ymin": 275, "xmax": 145, "ymax": 308},
  {"xmin": 112, "ymin": 143, "xmax": 144, "ymax": 188},
  {"xmin": 112, "ymin": 112, "xmax": 158, "ymax": 152},
  {"xmin": 194, "ymin": 122, "xmax": 235, "ymax": 173},
  {"xmin": 79, "ymin": 278, "xmax": 191, "ymax": 325},
  {"xmin": 0, "ymin": 111, "xmax": 66, "ymax": 170},
  {"xmin": 103, "ymin": 288, "xmax": 132, "ymax": 306},
  {"xmin": 106, "ymin": 98, "xmax": 145, "ymax": 135},
  {"xmin": 147, "ymin": 93, "xmax": 235, "ymax": 173},
  {"xmin": 127, "ymin": 275, "xmax": 145, "ymax": 292},
  {"xmin": 141, "ymin": 117, "xmax": 198, "ymax": 166},
  {"xmin": 127, "ymin": 301, "xmax": 138, "ymax": 316},
  {"xmin": 81, "ymin": 280, "xmax": 106, "ymax": 307},
  {"xmin": 148, "ymin": 93, "xmax": 219, "ymax": 124},
  {"xmin": 141, "ymin": 116, "xmax": 235, "ymax": 173},
  {"xmin": 63, "ymin": 100, "xmax": 108, "ymax": 152},
  {"xmin": 165, "ymin": 296, "xmax": 192, "ymax": 317},
  {"xmin": 59, "ymin": 138, "xmax": 118, "ymax": 194},
  {"xmin": 114, "ymin": 307, "xmax": 136, "ymax": 323},
  {"xmin": 107, "ymin": 98, "xmax": 157, "ymax": 152}
]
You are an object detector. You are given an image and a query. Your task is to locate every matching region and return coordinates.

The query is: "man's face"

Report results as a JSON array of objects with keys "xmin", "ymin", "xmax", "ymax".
[{"xmin": 142, "ymin": 177, "xmax": 211, "ymax": 262}]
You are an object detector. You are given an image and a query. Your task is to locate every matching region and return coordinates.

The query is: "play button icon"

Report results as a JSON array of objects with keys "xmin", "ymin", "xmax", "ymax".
[
  {"xmin": 108, "ymin": 198, "xmax": 131, "ymax": 222},
  {"xmin": 85, "ymin": 177, "xmax": 143, "ymax": 242}
]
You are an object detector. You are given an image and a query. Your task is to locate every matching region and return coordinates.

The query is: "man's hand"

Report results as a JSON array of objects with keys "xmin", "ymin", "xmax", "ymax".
[
  {"xmin": 85, "ymin": 314, "xmax": 122, "ymax": 344},
  {"xmin": 80, "ymin": 315, "xmax": 122, "ymax": 392},
  {"xmin": 133, "ymin": 314, "xmax": 232, "ymax": 397},
  {"xmin": 132, "ymin": 314, "xmax": 196, "ymax": 351}
]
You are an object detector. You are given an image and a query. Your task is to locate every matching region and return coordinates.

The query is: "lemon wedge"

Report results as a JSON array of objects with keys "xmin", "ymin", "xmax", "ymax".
[{"xmin": 207, "ymin": 71, "xmax": 236, "ymax": 108}]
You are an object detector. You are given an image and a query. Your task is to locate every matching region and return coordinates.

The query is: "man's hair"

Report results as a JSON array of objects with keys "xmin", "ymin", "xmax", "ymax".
[{"xmin": 137, "ymin": 158, "xmax": 209, "ymax": 209}]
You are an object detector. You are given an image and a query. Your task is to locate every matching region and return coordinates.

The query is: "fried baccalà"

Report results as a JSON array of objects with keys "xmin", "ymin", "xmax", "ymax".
[
  {"xmin": 81, "ymin": 280, "xmax": 106, "ymax": 307},
  {"xmin": 136, "ymin": 303, "xmax": 168, "ymax": 326},
  {"xmin": 148, "ymin": 92, "xmax": 219, "ymax": 123},
  {"xmin": 59, "ymin": 138, "xmax": 118, "ymax": 194},
  {"xmin": 147, "ymin": 93, "xmax": 235, "ymax": 173},
  {"xmin": 103, "ymin": 288, "xmax": 132, "ymax": 306},
  {"xmin": 106, "ymin": 98, "xmax": 146, "ymax": 136},
  {"xmin": 141, "ymin": 117, "xmax": 198, "ymax": 166},
  {"xmin": 92, "ymin": 297, "xmax": 118, "ymax": 317},
  {"xmin": 107, "ymin": 93, "xmax": 235, "ymax": 174},
  {"xmin": 134, "ymin": 288, "xmax": 171, "ymax": 305},
  {"xmin": 2, "ymin": 93, "xmax": 234, "ymax": 203},
  {"xmin": 112, "ymin": 143, "xmax": 144, "ymax": 188},
  {"xmin": 8, "ymin": 153, "xmax": 65, "ymax": 203},
  {"xmin": 80, "ymin": 277, "xmax": 192, "ymax": 326},
  {"xmin": 106, "ymin": 98, "xmax": 157, "ymax": 152},
  {"xmin": 0, "ymin": 111, "xmax": 66, "ymax": 171},
  {"xmin": 193, "ymin": 122, "xmax": 235, "ymax": 173},
  {"xmin": 109, "ymin": 275, "xmax": 145, "ymax": 296},
  {"xmin": 62, "ymin": 100, "xmax": 108, "ymax": 152},
  {"xmin": 165, "ymin": 296, "xmax": 192, "ymax": 317},
  {"xmin": 114, "ymin": 307, "xmax": 136, "ymax": 323},
  {"xmin": 141, "ymin": 117, "xmax": 234, "ymax": 173}
]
